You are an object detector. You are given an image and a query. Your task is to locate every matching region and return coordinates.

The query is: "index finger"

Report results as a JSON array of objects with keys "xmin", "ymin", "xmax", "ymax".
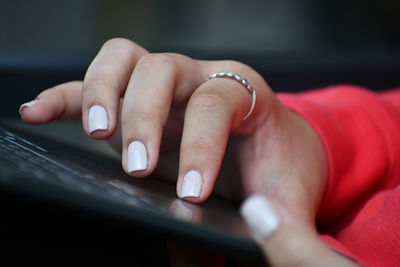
[{"xmin": 81, "ymin": 38, "xmax": 148, "ymax": 139}]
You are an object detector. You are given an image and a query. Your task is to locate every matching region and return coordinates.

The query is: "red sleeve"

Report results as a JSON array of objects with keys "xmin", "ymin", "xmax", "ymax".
[
  {"xmin": 277, "ymin": 85, "xmax": 400, "ymax": 266},
  {"xmin": 278, "ymin": 85, "xmax": 400, "ymax": 226}
]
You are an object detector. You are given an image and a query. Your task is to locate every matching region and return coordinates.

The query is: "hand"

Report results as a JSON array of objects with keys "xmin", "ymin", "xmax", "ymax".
[{"xmin": 21, "ymin": 38, "xmax": 335, "ymax": 264}]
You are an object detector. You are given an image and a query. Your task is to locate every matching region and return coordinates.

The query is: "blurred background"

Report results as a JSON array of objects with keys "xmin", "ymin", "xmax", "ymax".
[
  {"xmin": 2, "ymin": 0, "xmax": 400, "ymax": 53},
  {"xmin": 1, "ymin": 0, "xmax": 400, "ymax": 116}
]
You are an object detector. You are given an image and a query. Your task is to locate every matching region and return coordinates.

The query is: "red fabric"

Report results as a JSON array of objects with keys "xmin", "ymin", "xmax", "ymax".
[{"xmin": 278, "ymin": 86, "xmax": 400, "ymax": 267}]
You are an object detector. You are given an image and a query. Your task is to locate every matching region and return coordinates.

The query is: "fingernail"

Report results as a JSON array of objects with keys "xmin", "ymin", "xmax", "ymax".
[
  {"xmin": 88, "ymin": 105, "xmax": 108, "ymax": 133},
  {"xmin": 19, "ymin": 99, "xmax": 39, "ymax": 115},
  {"xmin": 240, "ymin": 195, "xmax": 281, "ymax": 242},
  {"xmin": 179, "ymin": 170, "xmax": 202, "ymax": 198},
  {"xmin": 127, "ymin": 141, "xmax": 148, "ymax": 172}
]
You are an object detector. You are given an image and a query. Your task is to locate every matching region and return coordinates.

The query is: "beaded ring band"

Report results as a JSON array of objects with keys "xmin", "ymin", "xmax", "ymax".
[{"xmin": 207, "ymin": 72, "xmax": 256, "ymax": 120}]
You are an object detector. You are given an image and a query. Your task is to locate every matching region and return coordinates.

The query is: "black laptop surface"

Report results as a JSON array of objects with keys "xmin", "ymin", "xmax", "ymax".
[{"xmin": 0, "ymin": 121, "xmax": 263, "ymax": 265}]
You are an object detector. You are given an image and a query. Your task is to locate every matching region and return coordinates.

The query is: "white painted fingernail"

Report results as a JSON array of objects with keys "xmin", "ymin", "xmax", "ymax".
[
  {"xmin": 88, "ymin": 105, "xmax": 108, "ymax": 133},
  {"xmin": 19, "ymin": 99, "xmax": 39, "ymax": 115},
  {"xmin": 240, "ymin": 195, "xmax": 281, "ymax": 242},
  {"xmin": 127, "ymin": 141, "xmax": 148, "ymax": 172},
  {"xmin": 180, "ymin": 170, "xmax": 202, "ymax": 198}
]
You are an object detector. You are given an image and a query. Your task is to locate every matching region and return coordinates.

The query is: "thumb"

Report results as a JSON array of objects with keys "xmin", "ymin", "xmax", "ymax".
[{"xmin": 240, "ymin": 195, "xmax": 360, "ymax": 267}]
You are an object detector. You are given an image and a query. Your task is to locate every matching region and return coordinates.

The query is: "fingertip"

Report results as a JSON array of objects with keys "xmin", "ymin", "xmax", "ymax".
[
  {"xmin": 179, "ymin": 170, "xmax": 202, "ymax": 197},
  {"xmin": 19, "ymin": 99, "xmax": 54, "ymax": 124},
  {"xmin": 19, "ymin": 101, "xmax": 35, "ymax": 122},
  {"xmin": 19, "ymin": 100, "xmax": 39, "ymax": 116},
  {"xmin": 179, "ymin": 196, "xmax": 205, "ymax": 204},
  {"xmin": 86, "ymin": 104, "xmax": 109, "ymax": 138},
  {"xmin": 240, "ymin": 194, "xmax": 281, "ymax": 243},
  {"xmin": 122, "ymin": 140, "xmax": 160, "ymax": 178},
  {"xmin": 88, "ymin": 129, "xmax": 113, "ymax": 140},
  {"xmin": 84, "ymin": 107, "xmax": 120, "ymax": 141},
  {"xmin": 126, "ymin": 169, "xmax": 149, "ymax": 178},
  {"xmin": 126, "ymin": 140, "xmax": 148, "ymax": 171},
  {"xmin": 84, "ymin": 105, "xmax": 113, "ymax": 140},
  {"xmin": 177, "ymin": 170, "xmax": 212, "ymax": 203}
]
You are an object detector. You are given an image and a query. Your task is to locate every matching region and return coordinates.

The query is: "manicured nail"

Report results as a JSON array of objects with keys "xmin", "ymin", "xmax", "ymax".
[
  {"xmin": 19, "ymin": 99, "xmax": 39, "ymax": 115},
  {"xmin": 127, "ymin": 141, "xmax": 148, "ymax": 172},
  {"xmin": 240, "ymin": 195, "xmax": 281, "ymax": 242},
  {"xmin": 88, "ymin": 105, "xmax": 108, "ymax": 133},
  {"xmin": 179, "ymin": 170, "xmax": 202, "ymax": 198}
]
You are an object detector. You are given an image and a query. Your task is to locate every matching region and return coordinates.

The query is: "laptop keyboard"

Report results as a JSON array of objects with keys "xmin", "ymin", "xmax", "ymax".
[{"xmin": 0, "ymin": 126, "xmax": 170, "ymax": 214}]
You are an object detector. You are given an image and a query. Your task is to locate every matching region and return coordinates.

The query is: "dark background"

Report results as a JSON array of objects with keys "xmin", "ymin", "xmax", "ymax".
[
  {"xmin": 2, "ymin": 0, "xmax": 400, "ymax": 53},
  {"xmin": 1, "ymin": 0, "xmax": 400, "ymax": 116}
]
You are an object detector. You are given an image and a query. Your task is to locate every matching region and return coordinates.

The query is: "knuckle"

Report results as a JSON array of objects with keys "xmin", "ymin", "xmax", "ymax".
[
  {"xmin": 189, "ymin": 89, "xmax": 230, "ymax": 111},
  {"xmin": 102, "ymin": 38, "xmax": 139, "ymax": 53},
  {"xmin": 137, "ymin": 53, "xmax": 176, "ymax": 70},
  {"xmin": 219, "ymin": 60, "xmax": 253, "ymax": 72},
  {"xmin": 82, "ymin": 75, "xmax": 114, "ymax": 93},
  {"xmin": 122, "ymin": 110, "xmax": 156, "ymax": 126},
  {"xmin": 37, "ymin": 87, "xmax": 54, "ymax": 99},
  {"xmin": 50, "ymin": 81, "xmax": 82, "ymax": 95},
  {"xmin": 181, "ymin": 141, "xmax": 222, "ymax": 156}
]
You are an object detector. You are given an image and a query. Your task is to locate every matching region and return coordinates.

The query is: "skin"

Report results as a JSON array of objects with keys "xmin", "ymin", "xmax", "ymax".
[{"xmin": 20, "ymin": 38, "xmax": 359, "ymax": 266}]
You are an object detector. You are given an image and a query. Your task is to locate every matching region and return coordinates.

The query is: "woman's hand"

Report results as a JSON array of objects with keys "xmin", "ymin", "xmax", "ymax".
[
  {"xmin": 20, "ymin": 37, "xmax": 326, "ymax": 217},
  {"xmin": 20, "ymin": 38, "xmax": 341, "ymax": 265},
  {"xmin": 20, "ymin": 38, "xmax": 326, "ymax": 205}
]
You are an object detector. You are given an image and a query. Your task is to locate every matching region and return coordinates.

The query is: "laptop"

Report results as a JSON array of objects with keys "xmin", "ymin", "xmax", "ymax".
[{"xmin": 0, "ymin": 120, "xmax": 264, "ymax": 265}]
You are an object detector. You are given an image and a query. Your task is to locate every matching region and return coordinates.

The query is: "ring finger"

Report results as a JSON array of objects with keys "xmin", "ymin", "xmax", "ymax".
[{"xmin": 177, "ymin": 75, "xmax": 255, "ymax": 203}]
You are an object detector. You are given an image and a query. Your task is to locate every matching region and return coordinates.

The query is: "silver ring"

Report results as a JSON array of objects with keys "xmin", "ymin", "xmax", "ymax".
[{"xmin": 207, "ymin": 72, "xmax": 256, "ymax": 120}]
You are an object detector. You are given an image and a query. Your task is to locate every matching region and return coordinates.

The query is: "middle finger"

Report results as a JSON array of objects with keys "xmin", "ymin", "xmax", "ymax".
[{"xmin": 120, "ymin": 53, "xmax": 202, "ymax": 177}]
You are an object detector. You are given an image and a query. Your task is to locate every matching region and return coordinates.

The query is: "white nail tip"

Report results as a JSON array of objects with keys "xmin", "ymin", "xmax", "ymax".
[
  {"xmin": 240, "ymin": 195, "xmax": 281, "ymax": 242},
  {"xmin": 19, "ymin": 100, "xmax": 39, "ymax": 114},
  {"xmin": 127, "ymin": 141, "xmax": 148, "ymax": 172},
  {"xmin": 88, "ymin": 105, "xmax": 108, "ymax": 133},
  {"xmin": 180, "ymin": 170, "xmax": 202, "ymax": 198}
]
